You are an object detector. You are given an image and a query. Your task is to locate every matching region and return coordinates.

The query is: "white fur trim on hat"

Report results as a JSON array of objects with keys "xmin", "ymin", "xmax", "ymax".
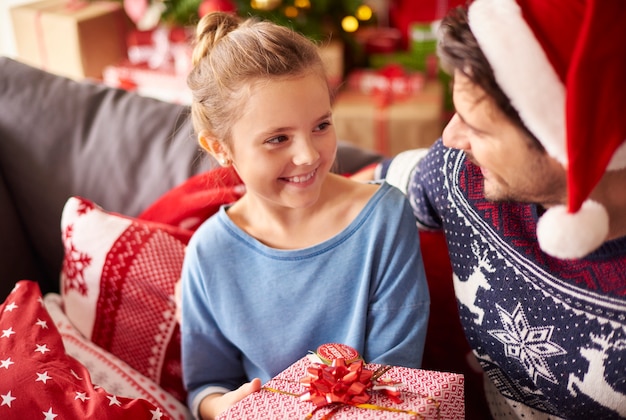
[
  {"xmin": 536, "ymin": 200, "xmax": 609, "ymax": 259},
  {"xmin": 468, "ymin": 0, "xmax": 567, "ymax": 165}
]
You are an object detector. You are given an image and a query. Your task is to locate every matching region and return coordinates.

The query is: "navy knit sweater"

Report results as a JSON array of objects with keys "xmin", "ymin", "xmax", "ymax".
[{"xmin": 383, "ymin": 139, "xmax": 626, "ymax": 419}]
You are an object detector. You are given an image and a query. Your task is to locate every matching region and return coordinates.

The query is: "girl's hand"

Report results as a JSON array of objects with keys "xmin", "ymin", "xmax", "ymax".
[{"xmin": 199, "ymin": 378, "xmax": 262, "ymax": 420}]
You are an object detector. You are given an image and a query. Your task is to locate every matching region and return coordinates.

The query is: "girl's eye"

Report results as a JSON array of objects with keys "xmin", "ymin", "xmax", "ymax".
[
  {"xmin": 314, "ymin": 121, "xmax": 331, "ymax": 132},
  {"xmin": 265, "ymin": 135, "xmax": 289, "ymax": 144}
]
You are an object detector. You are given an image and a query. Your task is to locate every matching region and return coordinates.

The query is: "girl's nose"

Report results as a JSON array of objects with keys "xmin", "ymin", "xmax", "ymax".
[{"xmin": 292, "ymin": 137, "xmax": 319, "ymax": 166}]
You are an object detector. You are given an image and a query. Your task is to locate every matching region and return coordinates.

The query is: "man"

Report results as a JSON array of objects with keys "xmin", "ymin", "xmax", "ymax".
[{"xmin": 373, "ymin": 0, "xmax": 626, "ymax": 418}]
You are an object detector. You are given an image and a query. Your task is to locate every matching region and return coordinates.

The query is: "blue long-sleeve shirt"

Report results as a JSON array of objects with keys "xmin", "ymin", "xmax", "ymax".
[{"xmin": 180, "ymin": 182, "xmax": 429, "ymax": 415}]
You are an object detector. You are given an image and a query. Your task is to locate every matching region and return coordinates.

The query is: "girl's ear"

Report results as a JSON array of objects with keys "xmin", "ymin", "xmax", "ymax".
[{"xmin": 198, "ymin": 130, "xmax": 231, "ymax": 166}]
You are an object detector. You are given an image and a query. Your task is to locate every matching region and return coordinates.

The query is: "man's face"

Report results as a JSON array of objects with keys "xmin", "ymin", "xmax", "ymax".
[{"xmin": 442, "ymin": 70, "xmax": 567, "ymax": 207}]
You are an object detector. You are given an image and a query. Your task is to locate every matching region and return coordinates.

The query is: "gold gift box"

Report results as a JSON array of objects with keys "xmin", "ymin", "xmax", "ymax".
[
  {"xmin": 333, "ymin": 80, "xmax": 444, "ymax": 157},
  {"xmin": 11, "ymin": 0, "xmax": 128, "ymax": 80}
]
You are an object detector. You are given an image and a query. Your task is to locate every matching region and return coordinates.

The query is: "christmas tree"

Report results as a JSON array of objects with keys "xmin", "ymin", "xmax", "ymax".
[
  {"xmin": 233, "ymin": 0, "xmax": 375, "ymax": 41},
  {"xmin": 159, "ymin": 0, "xmax": 375, "ymax": 42}
]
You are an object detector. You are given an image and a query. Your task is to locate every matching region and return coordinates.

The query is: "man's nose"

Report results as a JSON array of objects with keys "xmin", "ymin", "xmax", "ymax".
[{"xmin": 442, "ymin": 114, "xmax": 471, "ymax": 151}]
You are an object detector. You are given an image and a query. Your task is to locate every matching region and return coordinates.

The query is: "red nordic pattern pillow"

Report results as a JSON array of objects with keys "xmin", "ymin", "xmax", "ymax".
[
  {"xmin": 0, "ymin": 280, "xmax": 172, "ymax": 419},
  {"xmin": 60, "ymin": 196, "xmax": 193, "ymax": 402}
]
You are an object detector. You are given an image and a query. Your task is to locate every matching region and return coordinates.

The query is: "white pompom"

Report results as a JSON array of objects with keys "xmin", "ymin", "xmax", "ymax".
[{"xmin": 536, "ymin": 200, "xmax": 609, "ymax": 259}]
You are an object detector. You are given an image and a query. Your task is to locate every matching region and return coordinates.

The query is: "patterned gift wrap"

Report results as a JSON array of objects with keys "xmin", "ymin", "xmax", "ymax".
[{"xmin": 217, "ymin": 356, "xmax": 464, "ymax": 419}]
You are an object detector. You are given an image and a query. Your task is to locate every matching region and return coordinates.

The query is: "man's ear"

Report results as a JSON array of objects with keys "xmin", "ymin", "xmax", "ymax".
[{"xmin": 198, "ymin": 130, "xmax": 230, "ymax": 165}]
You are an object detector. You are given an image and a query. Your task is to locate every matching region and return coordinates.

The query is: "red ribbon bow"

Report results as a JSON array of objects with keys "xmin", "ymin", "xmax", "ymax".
[
  {"xmin": 300, "ymin": 358, "xmax": 373, "ymax": 407},
  {"xmin": 299, "ymin": 358, "xmax": 405, "ymax": 410}
]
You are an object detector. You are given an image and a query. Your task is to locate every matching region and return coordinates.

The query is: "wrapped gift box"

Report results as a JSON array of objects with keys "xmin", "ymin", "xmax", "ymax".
[
  {"xmin": 332, "ymin": 79, "xmax": 444, "ymax": 157},
  {"xmin": 408, "ymin": 22, "xmax": 438, "ymax": 64},
  {"xmin": 103, "ymin": 60, "xmax": 192, "ymax": 104},
  {"xmin": 126, "ymin": 26, "xmax": 193, "ymax": 74},
  {"xmin": 11, "ymin": 0, "xmax": 128, "ymax": 80},
  {"xmin": 369, "ymin": 21, "xmax": 440, "ymax": 79},
  {"xmin": 218, "ymin": 355, "xmax": 464, "ymax": 419}
]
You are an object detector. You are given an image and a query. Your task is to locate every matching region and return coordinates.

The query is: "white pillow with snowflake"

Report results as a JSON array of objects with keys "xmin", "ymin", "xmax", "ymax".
[{"xmin": 60, "ymin": 196, "xmax": 193, "ymax": 403}]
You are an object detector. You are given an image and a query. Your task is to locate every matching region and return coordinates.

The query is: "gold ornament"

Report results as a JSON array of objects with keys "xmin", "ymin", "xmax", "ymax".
[
  {"xmin": 284, "ymin": 6, "xmax": 298, "ymax": 18},
  {"xmin": 356, "ymin": 5, "xmax": 373, "ymax": 21},
  {"xmin": 341, "ymin": 15, "xmax": 359, "ymax": 33},
  {"xmin": 294, "ymin": 0, "xmax": 310, "ymax": 9},
  {"xmin": 251, "ymin": 0, "xmax": 282, "ymax": 11}
]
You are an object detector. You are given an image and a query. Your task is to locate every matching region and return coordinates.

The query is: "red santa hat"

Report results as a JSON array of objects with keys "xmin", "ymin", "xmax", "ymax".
[{"xmin": 467, "ymin": 0, "xmax": 626, "ymax": 259}]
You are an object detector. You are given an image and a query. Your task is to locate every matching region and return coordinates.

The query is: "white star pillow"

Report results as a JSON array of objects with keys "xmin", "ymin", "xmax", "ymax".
[{"xmin": 0, "ymin": 280, "xmax": 176, "ymax": 419}]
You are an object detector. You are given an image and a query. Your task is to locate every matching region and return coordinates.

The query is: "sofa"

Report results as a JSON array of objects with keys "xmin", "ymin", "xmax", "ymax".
[
  {"xmin": 0, "ymin": 56, "xmax": 386, "ymax": 301},
  {"xmin": 0, "ymin": 56, "xmax": 490, "ymax": 418}
]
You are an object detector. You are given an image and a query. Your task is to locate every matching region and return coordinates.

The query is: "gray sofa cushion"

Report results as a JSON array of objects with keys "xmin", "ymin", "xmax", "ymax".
[
  {"xmin": 0, "ymin": 57, "xmax": 215, "ymax": 297},
  {"xmin": 0, "ymin": 170, "xmax": 44, "ymax": 296}
]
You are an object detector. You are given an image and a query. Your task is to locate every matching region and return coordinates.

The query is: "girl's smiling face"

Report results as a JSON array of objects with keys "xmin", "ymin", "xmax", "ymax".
[{"xmin": 227, "ymin": 73, "xmax": 337, "ymax": 211}]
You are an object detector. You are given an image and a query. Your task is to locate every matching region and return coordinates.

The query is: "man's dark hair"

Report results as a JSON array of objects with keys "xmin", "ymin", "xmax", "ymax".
[{"xmin": 438, "ymin": 6, "xmax": 540, "ymax": 147}]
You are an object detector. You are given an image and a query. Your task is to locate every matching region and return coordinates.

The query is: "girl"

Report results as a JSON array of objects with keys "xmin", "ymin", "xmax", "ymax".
[{"xmin": 181, "ymin": 12, "xmax": 430, "ymax": 420}]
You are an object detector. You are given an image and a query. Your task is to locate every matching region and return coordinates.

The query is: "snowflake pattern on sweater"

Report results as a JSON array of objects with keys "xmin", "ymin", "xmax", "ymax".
[{"xmin": 399, "ymin": 140, "xmax": 626, "ymax": 419}]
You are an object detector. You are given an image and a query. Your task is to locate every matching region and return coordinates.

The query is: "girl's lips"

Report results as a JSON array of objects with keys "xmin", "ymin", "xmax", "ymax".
[{"xmin": 282, "ymin": 169, "xmax": 317, "ymax": 184}]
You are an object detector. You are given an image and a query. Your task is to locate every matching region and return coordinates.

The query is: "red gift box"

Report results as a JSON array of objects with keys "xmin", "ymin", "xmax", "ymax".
[
  {"xmin": 103, "ymin": 59, "xmax": 191, "ymax": 104},
  {"xmin": 217, "ymin": 354, "xmax": 465, "ymax": 419},
  {"xmin": 126, "ymin": 26, "xmax": 193, "ymax": 74}
]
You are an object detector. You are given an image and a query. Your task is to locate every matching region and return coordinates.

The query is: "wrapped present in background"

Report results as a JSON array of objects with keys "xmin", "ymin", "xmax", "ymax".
[
  {"xmin": 354, "ymin": 26, "xmax": 403, "ymax": 56},
  {"xmin": 389, "ymin": 0, "xmax": 465, "ymax": 49},
  {"xmin": 317, "ymin": 39, "xmax": 345, "ymax": 92},
  {"xmin": 103, "ymin": 59, "xmax": 192, "ymax": 104},
  {"xmin": 10, "ymin": 0, "xmax": 129, "ymax": 80},
  {"xmin": 408, "ymin": 21, "xmax": 439, "ymax": 74},
  {"xmin": 346, "ymin": 64, "xmax": 425, "ymax": 98},
  {"xmin": 103, "ymin": 25, "xmax": 193, "ymax": 104},
  {"xmin": 218, "ymin": 351, "xmax": 465, "ymax": 419},
  {"xmin": 126, "ymin": 26, "xmax": 193, "ymax": 74},
  {"xmin": 368, "ymin": 21, "xmax": 439, "ymax": 78},
  {"xmin": 333, "ymin": 65, "xmax": 443, "ymax": 157}
]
